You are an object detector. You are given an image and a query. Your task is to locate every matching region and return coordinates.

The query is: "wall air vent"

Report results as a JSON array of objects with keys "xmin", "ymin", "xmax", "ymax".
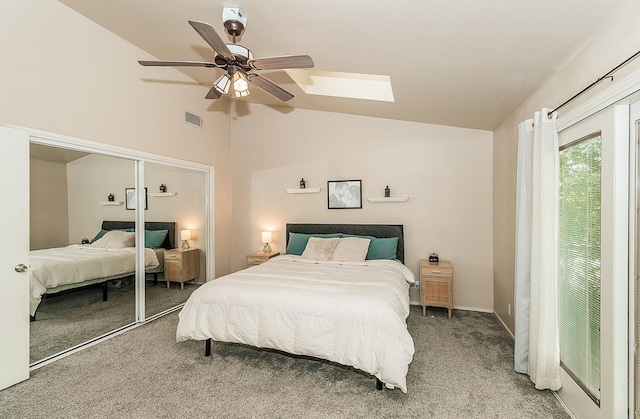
[{"xmin": 184, "ymin": 111, "xmax": 203, "ymax": 127}]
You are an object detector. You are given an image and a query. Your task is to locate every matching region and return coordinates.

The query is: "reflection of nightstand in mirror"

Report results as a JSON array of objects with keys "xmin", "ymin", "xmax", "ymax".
[
  {"xmin": 247, "ymin": 251, "xmax": 280, "ymax": 267},
  {"xmin": 164, "ymin": 248, "xmax": 199, "ymax": 289}
]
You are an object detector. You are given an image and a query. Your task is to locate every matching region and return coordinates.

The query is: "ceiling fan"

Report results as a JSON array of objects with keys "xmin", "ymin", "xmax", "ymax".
[{"xmin": 138, "ymin": 8, "xmax": 314, "ymax": 102}]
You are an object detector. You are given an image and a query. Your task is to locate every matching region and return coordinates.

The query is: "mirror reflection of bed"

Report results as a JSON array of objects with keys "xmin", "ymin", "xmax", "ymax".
[{"xmin": 29, "ymin": 144, "xmax": 206, "ymax": 364}]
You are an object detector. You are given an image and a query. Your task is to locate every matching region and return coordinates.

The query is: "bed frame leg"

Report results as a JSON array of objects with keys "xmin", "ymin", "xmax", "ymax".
[
  {"xmin": 102, "ymin": 281, "xmax": 108, "ymax": 301},
  {"xmin": 153, "ymin": 273, "xmax": 158, "ymax": 285},
  {"xmin": 376, "ymin": 378, "xmax": 383, "ymax": 390},
  {"xmin": 205, "ymin": 338, "xmax": 211, "ymax": 357}
]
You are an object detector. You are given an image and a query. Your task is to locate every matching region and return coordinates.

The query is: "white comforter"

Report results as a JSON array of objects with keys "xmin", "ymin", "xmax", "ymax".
[
  {"xmin": 29, "ymin": 245, "xmax": 160, "ymax": 315},
  {"xmin": 176, "ymin": 255, "xmax": 416, "ymax": 392}
]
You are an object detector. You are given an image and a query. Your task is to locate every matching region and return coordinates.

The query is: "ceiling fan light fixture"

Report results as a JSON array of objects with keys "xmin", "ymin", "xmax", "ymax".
[
  {"xmin": 232, "ymin": 71, "xmax": 250, "ymax": 97},
  {"xmin": 213, "ymin": 74, "xmax": 231, "ymax": 95}
]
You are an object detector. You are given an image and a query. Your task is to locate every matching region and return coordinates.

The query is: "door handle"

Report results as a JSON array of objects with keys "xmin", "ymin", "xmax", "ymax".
[{"xmin": 14, "ymin": 264, "xmax": 28, "ymax": 273}]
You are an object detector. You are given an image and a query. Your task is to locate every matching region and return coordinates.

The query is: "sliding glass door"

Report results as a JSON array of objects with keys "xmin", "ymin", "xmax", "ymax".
[{"xmin": 556, "ymin": 102, "xmax": 630, "ymax": 418}]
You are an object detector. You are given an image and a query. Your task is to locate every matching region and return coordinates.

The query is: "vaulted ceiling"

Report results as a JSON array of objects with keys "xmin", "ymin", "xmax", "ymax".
[{"xmin": 59, "ymin": 0, "xmax": 632, "ymax": 130}]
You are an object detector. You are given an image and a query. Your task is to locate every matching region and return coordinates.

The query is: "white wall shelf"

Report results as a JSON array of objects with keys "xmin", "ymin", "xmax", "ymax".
[
  {"xmin": 286, "ymin": 188, "xmax": 322, "ymax": 194},
  {"xmin": 367, "ymin": 197, "xmax": 409, "ymax": 203},
  {"xmin": 149, "ymin": 192, "xmax": 177, "ymax": 197},
  {"xmin": 99, "ymin": 201, "xmax": 124, "ymax": 206}
]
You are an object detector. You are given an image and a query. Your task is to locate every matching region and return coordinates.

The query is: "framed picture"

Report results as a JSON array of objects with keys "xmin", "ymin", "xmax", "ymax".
[
  {"xmin": 327, "ymin": 180, "xmax": 362, "ymax": 209},
  {"xmin": 125, "ymin": 187, "xmax": 148, "ymax": 210}
]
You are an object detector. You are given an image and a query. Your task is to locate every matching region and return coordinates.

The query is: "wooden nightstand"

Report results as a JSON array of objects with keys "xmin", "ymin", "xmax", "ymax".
[
  {"xmin": 420, "ymin": 259, "xmax": 453, "ymax": 318},
  {"xmin": 164, "ymin": 248, "xmax": 199, "ymax": 289},
  {"xmin": 247, "ymin": 251, "xmax": 280, "ymax": 267}
]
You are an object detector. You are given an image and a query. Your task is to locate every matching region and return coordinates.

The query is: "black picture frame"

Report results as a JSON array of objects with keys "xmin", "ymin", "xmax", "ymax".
[
  {"xmin": 125, "ymin": 187, "xmax": 148, "ymax": 210},
  {"xmin": 327, "ymin": 180, "xmax": 362, "ymax": 209}
]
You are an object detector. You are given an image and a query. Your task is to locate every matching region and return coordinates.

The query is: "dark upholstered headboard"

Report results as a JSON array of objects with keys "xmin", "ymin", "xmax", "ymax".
[
  {"xmin": 285, "ymin": 223, "xmax": 404, "ymax": 263},
  {"xmin": 102, "ymin": 221, "xmax": 176, "ymax": 249}
]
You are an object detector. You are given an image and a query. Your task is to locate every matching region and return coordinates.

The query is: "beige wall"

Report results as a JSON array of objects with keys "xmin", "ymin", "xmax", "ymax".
[
  {"xmin": 30, "ymin": 159, "xmax": 69, "ymax": 250},
  {"xmin": 232, "ymin": 105, "xmax": 494, "ymax": 310},
  {"xmin": 492, "ymin": 1, "xmax": 640, "ymax": 332},
  {"xmin": 0, "ymin": 1, "xmax": 233, "ymax": 277}
]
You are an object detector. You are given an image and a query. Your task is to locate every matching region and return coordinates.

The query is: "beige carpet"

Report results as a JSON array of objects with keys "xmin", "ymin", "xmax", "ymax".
[{"xmin": 2, "ymin": 307, "xmax": 569, "ymax": 418}]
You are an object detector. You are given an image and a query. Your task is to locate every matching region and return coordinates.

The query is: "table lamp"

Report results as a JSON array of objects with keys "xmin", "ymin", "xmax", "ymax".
[
  {"xmin": 262, "ymin": 231, "xmax": 272, "ymax": 253},
  {"xmin": 181, "ymin": 229, "xmax": 191, "ymax": 249}
]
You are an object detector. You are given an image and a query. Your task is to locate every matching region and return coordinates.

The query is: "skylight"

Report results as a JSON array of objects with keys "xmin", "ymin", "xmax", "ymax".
[{"xmin": 285, "ymin": 70, "xmax": 395, "ymax": 102}]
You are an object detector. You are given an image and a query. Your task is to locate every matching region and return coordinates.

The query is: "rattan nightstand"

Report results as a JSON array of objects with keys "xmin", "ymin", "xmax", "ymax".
[{"xmin": 420, "ymin": 259, "xmax": 453, "ymax": 318}]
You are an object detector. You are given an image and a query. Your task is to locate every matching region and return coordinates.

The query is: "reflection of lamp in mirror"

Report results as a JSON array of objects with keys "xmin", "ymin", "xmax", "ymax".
[
  {"xmin": 262, "ymin": 231, "xmax": 272, "ymax": 253},
  {"xmin": 181, "ymin": 229, "xmax": 191, "ymax": 249}
]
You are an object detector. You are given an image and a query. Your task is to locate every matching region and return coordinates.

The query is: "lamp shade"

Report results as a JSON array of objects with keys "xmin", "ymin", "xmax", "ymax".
[
  {"xmin": 232, "ymin": 71, "xmax": 250, "ymax": 97},
  {"xmin": 180, "ymin": 229, "xmax": 192, "ymax": 241},
  {"xmin": 213, "ymin": 74, "xmax": 230, "ymax": 95},
  {"xmin": 261, "ymin": 231, "xmax": 272, "ymax": 244}
]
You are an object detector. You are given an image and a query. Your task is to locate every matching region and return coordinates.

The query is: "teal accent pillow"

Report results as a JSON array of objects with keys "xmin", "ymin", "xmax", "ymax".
[
  {"xmin": 144, "ymin": 229, "xmax": 168, "ymax": 249},
  {"xmin": 343, "ymin": 234, "xmax": 399, "ymax": 260},
  {"xmin": 286, "ymin": 232, "xmax": 342, "ymax": 255}
]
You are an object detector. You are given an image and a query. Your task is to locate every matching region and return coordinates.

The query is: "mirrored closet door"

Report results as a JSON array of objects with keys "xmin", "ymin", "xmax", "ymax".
[
  {"xmin": 143, "ymin": 162, "xmax": 207, "ymax": 318},
  {"xmin": 27, "ymin": 134, "xmax": 212, "ymax": 366},
  {"xmin": 29, "ymin": 145, "xmax": 137, "ymax": 363}
]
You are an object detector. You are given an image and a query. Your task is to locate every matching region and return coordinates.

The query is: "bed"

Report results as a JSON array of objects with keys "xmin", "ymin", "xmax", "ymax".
[
  {"xmin": 29, "ymin": 221, "xmax": 176, "ymax": 319},
  {"xmin": 176, "ymin": 223, "xmax": 415, "ymax": 392}
]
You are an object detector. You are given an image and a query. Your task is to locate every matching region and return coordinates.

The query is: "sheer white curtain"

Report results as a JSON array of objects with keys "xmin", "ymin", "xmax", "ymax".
[{"xmin": 514, "ymin": 109, "xmax": 562, "ymax": 391}]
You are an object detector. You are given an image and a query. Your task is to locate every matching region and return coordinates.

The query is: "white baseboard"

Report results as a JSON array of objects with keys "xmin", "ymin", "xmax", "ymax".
[
  {"xmin": 453, "ymin": 305, "xmax": 493, "ymax": 313},
  {"xmin": 495, "ymin": 312, "xmax": 515, "ymax": 339}
]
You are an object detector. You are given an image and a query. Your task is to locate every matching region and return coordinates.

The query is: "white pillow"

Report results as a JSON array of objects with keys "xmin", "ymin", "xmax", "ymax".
[
  {"xmin": 91, "ymin": 230, "xmax": 135, "ymax": 249},
  {"xmin": 331, "ymin": 237, "xmax": 371, "ymax": 262},
  {"xmin": 301, "ymin": 237, "xmax": 339, "ymax": 261}
]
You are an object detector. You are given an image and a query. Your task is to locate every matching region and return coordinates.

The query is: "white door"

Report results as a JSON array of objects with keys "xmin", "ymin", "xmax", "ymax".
[{"xmin": 0, "ymin": 126, "xmax": 30, "ymax": 389}]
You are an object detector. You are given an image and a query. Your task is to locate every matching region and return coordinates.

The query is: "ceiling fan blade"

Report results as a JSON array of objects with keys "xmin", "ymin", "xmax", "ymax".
[
  {"xmin": 248, "ymin": 73, "xmax": 294, "ymax": 101},
  {"xmin": 248, "ymin": 55, "xmax": 314, "ymax": 70},
  {"xmin": 138, "ymin": 60, "xmax": 219, "ymax": 68},
  {"xmin": 188, "ymin": 20, "xmax": 234, "ymax": 61},
  {"xmin": 205, "ymin": 84, "xmax": 222, "ymax": 99}
]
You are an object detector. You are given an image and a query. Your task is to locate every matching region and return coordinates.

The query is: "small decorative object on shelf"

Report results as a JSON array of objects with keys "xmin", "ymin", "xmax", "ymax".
[
  {"xmin": 108, "ymin": 193, "xmax": 114, "ymax": 202},
  {"xmin": 429, "ymin": 253, "xmax": 439, "ymax": 263},
  {"xmin": 159, "ymin": 184, "xmax": 167, "ymax": 193},
  {"xmin": 81, "ymin": 238, "xmax": 90, "ymax": 244},
  {"xmin": 300, "ymin": 178, "xmax": 306, "ymax": 189},
  {"xmin": 384, "ymin": 186, "xmax": 390, "ymax": 198}
]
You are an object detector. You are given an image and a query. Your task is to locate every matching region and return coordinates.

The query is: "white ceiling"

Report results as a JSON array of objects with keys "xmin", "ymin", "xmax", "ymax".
[{"xmin": 59, "ymin": 0, "xmax": 632, "ymax": 130}]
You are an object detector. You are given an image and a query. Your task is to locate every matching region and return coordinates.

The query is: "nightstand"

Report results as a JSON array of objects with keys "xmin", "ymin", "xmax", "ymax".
[
  {"xmin": 247, "ymin": 251, "xmax": 280, "ymax": 267},
  {"xmin": 164, "ymin": 248, "xmax": 199, "ymax": 289},
  {"xmin": 420, "ymin": 259, "xmax": 453, "ymax": 318}
]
